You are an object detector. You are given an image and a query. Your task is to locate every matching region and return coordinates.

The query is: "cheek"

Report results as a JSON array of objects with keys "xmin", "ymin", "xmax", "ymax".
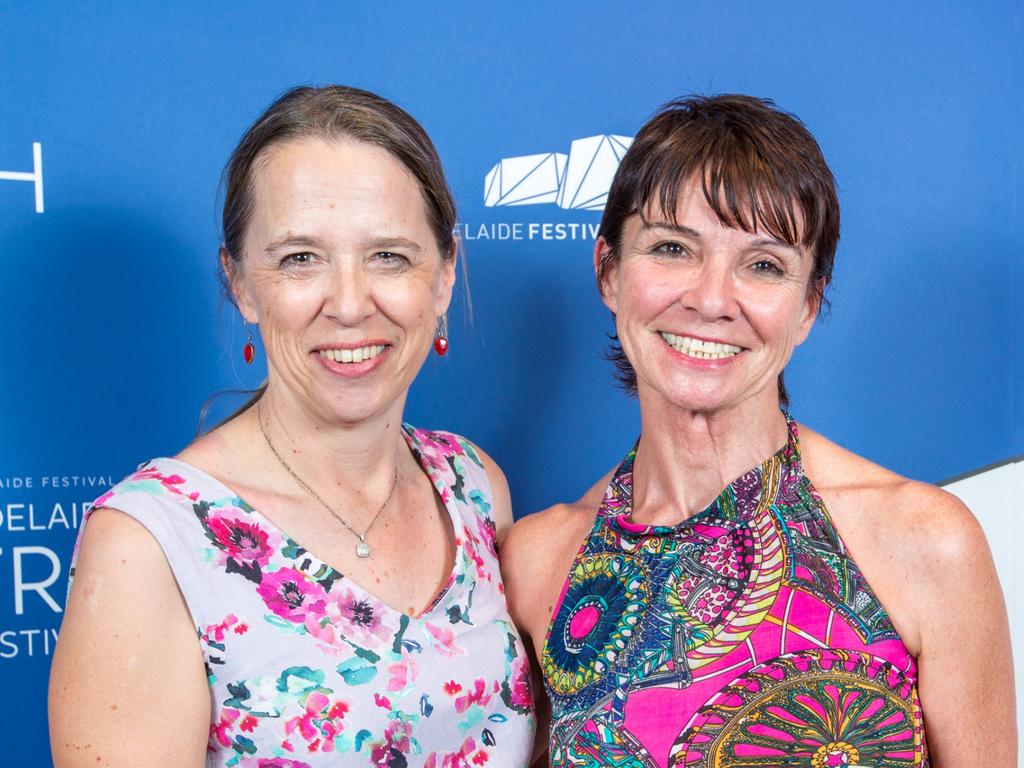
[
  {"xmin": 746, "ymin": 293, "xmax": 810, "ymax": 346},
  {"xmin": 617, "ymin": 264, "xmax": 675, "ymax": 320}
]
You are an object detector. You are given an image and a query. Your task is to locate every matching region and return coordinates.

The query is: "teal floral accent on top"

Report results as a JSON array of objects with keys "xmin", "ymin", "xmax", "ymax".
[{"xmin": 79, "ymin": 426, "xmax": 535, "ymax": 767}]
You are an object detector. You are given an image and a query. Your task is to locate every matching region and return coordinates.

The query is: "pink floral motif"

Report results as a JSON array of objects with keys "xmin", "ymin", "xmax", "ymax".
[
  {"xmin": 209, "ymin": 707, "xmax": 241, "ymax": 748},
  {"xmin": 369, "ymin": 719, "xmax": 414, "ymax": 765},
  {"xmin": 454, "ymin": 679, "xmax": 491, "ymax": 714},
  {"xmin": 206, "ymin": 508, "xmax": 275, "ymax": 567},
  {"xmin": 203, "ymin": 613, "xmax": 240, "ymax": 643},
  {"xmin": 424, "ymin": 737, "xmax": 478, "ymax": 768},
  {"xmin": 503, "ymin": 649, "xmax": 533, "ymax": 713},
  {"xmin": 257, "ymin": 568, "xmax": 327, "ymax": 622},
  {"xmin": 332, "ymin": 588, "xmax": 393, "ymax": 644},
  {"xmin": 412, "ymin": 429, "xmax": 466, "ymax": 473},
  {"xmin": 284, "ymin": 692, "xmax": 348, "ymax": 753},
  {"xmin": 304, "ymin": 587, "xmax": 394, "ymax": 650},
  {"xmin": 425, "ymin": 622, "xmax": 466, "ymax": 658},
  {"xmin": 236, "ymin": 759, "xmax": 312, "ymax": 768},
  {"xmin": 386, "ymin": 655, "xmax": 418, "ymax": 692},
  {"xmin": 476, "ymin": 516, "xmax": 497, "ymax": 555}
]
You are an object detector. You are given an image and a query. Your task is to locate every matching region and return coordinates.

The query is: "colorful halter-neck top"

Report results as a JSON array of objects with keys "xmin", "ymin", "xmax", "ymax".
[{"xmin": 540, "ymin": 416, "xmax": 928, "ymax": 768}]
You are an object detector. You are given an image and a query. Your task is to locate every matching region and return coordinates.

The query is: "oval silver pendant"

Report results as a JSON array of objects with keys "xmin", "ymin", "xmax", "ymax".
[{"xmin": 356, "ymin": 540, "xmax": 371, "ymax": 558}]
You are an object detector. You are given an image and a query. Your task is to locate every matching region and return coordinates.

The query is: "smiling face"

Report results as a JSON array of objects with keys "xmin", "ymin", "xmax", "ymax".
[
  {"xmin": 598, "ymin": 176, "xmax": 819, "ymax": 416},
  {"xmin": 227, "ymin": 136, "xmax": 455, "ymax": 426}
]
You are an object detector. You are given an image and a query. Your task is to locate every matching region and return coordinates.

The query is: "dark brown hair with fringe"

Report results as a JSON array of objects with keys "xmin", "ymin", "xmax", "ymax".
[{"xmin": 596, "ymin": 94, "xmax": 840, "ymax": 405}]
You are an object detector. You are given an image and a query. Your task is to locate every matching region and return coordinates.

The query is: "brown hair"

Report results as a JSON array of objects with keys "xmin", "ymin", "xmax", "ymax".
[
  {"xmin": 221, "ymin": 84, "xmax": 457, "ymax": 279},
  {"xmin": 206, "ymin": 85, "xmax": 457, "ymax": 428},
  {"xmin": 597, "ymin": 94, "xmax": 840, "ymax": 405}
]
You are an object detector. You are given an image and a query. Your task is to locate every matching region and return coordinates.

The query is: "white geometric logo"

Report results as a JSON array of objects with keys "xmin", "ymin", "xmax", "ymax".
[
  {"xmin": 0, "ymin": 142, "xmax": 44, "ymax": 213},
  {"xmin": 484, "ymin": 134, "xmax": 633, "ymax": 211}
]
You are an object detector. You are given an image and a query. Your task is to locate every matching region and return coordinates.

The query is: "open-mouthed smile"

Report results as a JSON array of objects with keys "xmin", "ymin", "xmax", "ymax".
[
  {"xmin": 317, "ymin": 344, "xmax": 388, "ymax": 364},
  {"xmin": 660, "ymin": 332, "xmax": 743, "ymax": 360}
]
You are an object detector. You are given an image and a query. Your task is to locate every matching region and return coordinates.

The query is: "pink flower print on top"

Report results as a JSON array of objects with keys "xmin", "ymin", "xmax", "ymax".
[
  {"xmin": 387, "ymin": 655, "xmax": 419, "ymax": 692},
  {"xmin": 426, "ymin": 622, "xmax": 466, "ymax": 658},
  {"xmin": 284, "ymin": 692, "xmax": 348, "ymax": 753},
  {"xmin": 236, "ymin": 759, "xmax": 312, "ymax": 768},
  {"xmin": 412, "ymin": 430, "xmax": 466, "ymax": 474},
  {"xmin": 206, "ymin": 508, "xmax": 276, "ymax": 568},
  {"xmin": 257, "ymin": 568, "xmax": 327, "ymax": 623},
  {"xmin": 370, "ymin": 718, "xmax": 414, "ymax": 765},
  {"xmin": 210, "ymin": 707, "xmax": 242, "ymax": 749},
  {"xmin": 304, "ymin": 587, "xmax": 395, "ymax": 650},
  {"xmin": 424, "ymin": 736, "xmax": 478, "ymax": 768},
  {"xmin": 334, "ymin": 589, "xmax": 393, "ymax": 644},
  {"xmin": 502, "ymin": 649, "xmax": 533, "ymax": 714},
  {"xmin": 454, "ymin": 679, "xmax": 492, "ymax": 714}
]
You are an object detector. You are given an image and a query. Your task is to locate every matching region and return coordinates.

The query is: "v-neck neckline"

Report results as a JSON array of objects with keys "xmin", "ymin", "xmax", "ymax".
[{"xmin": 158, "ymin": 423, "xmax": 465, "ymax": 621}]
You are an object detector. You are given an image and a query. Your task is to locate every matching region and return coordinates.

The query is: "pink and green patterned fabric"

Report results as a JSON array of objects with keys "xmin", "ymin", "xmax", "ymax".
[
  {"xmin": 540, "ymin": 415, "xmax": 928, "ymax": 767},
  {"xmin": 74, "ymin": 426, "xmax": 535, "ymax": 768}
]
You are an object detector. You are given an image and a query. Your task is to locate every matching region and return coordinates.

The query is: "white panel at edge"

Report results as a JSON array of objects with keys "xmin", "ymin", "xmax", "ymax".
[{"xmin": 943, "ymin": 459, "xmax": 1022, "ymax": 759}]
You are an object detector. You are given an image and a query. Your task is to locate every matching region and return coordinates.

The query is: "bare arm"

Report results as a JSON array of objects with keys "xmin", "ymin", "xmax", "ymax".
[
  {"xmin": 908, "ymin": 489, "xmax": 1016, "ymax": 766},
  {"xmin": 49, "ymin": 509, "xmax": 211, "ymax": 768}
]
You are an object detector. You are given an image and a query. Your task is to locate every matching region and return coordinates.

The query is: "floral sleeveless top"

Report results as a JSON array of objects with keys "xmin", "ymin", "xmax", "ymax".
[
  {"xmin": 540, "ymin": 416, "xmax": 928, "ymax": 768},
  {"xmin": 75, "ymin": 426, "xmax": 535, "ymax": 768}
]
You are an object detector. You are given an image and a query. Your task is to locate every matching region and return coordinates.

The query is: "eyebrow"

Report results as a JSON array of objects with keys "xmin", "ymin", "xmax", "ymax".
[
  {"xmin": 263, "ymin": 235, "xmax": 425, "ymax": 254},
  {"xmin": 264, "ymin": 234, "xmax": 322, "ymax": 253},
  {"xmin": 369, "ymin": 237, "xmax": 423, "ymax": 254},
  {"xmin": 640, "ymin": 221, "xmax": 701, "ymax": 238},
  {"xmin": 749, "ymin": 236, "xmax": 799, "ymax": 251},
  {"xmin": 643, "ymin": 222, "xmax": 799, "ymax": 252}
]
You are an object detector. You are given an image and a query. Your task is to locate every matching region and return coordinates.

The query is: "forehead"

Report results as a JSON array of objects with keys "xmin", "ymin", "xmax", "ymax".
[
  {"xmin": 637, "ymin": 173, "xmax": 807, "ymax": 248},
  {"xmin": 245, "ymin": 136, "xmax": 430, "ymax": 241}
]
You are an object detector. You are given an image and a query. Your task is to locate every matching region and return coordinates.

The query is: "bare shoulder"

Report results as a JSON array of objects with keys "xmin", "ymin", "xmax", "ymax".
[
  {"xmin": 503, "ymin": 467, "xmax": 613, "ymax": 576},
  {"xmin": 501, "ymin": 471, "xmax": 612, "ymax": 644},
  {"xmin": 798, "ymin": 423, "xmax": 985, "ymax": 557},
  {"xmin": 50, "ymin": 508, "xmax": 209, "ymax": 766},
  {"xmin": 797, "ymin": 423, "xmax": 996, "ymax": 655}
]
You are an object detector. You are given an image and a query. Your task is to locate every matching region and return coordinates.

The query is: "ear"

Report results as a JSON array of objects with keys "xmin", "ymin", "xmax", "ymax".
[
  {"xmin": 434, "ymin": 239, "xmax": 458, "ymax": 316},
  {"xmin": 794, "ymin": 277, "xmax": 824, "ymax": 345},
  {"xmin": 594, "ymin": 236, "xmax": 619, "ymax": 314},
  {"xmin": 221, "ymin": 245, "xmax": 259, "ymax": 323}
]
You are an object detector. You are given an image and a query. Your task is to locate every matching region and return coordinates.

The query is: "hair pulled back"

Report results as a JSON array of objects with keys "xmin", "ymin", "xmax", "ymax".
[{"xmin": 220, "ymin": 85, "xmax": 457, "ymax": 283}]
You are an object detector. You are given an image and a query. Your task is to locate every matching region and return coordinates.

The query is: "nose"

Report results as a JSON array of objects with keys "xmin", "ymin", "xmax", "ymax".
[
  {"xmin": 322, "ymin": 257, "xmax": 375, "ymax": 325},
  {"xmin": 681, "ymin": 260, "xmax": 739, "ymax": 321}
]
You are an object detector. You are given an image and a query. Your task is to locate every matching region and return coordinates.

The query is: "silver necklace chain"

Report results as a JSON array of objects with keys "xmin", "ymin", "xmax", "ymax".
[{"xmin": 256, "ymin": 405, "xmax": 399, "ymax": 559}]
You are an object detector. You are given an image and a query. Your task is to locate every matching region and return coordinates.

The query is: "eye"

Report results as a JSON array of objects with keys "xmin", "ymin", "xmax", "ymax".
[
  {"xmin": 373, "ymin": 251, "xmax": 411, "ymax": 266},
  {"xmin": 751, "ymin": 258, "xmax": 784, "ymax": 277},
  {"xmin": 652, "ymin": 241, "xmax": 688, "ymax": 257},
  {"xmin": 282, "ymin": 251, "xmax": 315, "ymax": 267}
]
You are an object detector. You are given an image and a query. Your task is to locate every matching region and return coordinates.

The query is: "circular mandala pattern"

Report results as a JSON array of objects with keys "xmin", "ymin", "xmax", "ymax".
[
  {"xmin": 542, "ymin": 553, "xmax": 648, "ymax": 696},
  {"xmin": 670, "ymin": 649, "xmax": 926, "ymax": 767}
]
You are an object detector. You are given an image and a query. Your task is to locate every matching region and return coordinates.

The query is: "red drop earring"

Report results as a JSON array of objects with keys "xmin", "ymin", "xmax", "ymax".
[
  {"xmin": 434, "ymin": 314, "xmax": 449, "ymax": 356},
  {"xmin": 243, "ymin": 329, "xmax": 256, "ymax": 364}
]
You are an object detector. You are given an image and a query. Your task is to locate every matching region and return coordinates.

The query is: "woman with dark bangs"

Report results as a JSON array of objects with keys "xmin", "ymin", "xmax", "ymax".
[{"xmin": 502, "ymin": 95, "xmax": 1014, "ymax": 767}]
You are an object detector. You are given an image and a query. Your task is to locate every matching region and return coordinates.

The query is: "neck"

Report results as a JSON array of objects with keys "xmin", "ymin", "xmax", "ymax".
[
  {"xmin": 240, "ymin": 383, "xmax": 412, "ymax": 514},
  {"xmin": 630, "ymin": 387, "xmax": 789, "ymax": 525}
]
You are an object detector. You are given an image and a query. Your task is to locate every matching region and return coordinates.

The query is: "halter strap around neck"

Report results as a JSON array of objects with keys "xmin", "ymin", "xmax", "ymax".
[{"xmin": 599, "ymin": 411, "xmax": 803, "ymax": 535}]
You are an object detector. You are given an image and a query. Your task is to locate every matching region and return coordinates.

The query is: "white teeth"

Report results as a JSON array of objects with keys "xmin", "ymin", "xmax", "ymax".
[
  {"xmin": 318, "ymin": 345, "xmax": 386, "ymax": 364},
  {"xmin": 659, "ymin": 332, "xmax": 741, "ymax": 360}
]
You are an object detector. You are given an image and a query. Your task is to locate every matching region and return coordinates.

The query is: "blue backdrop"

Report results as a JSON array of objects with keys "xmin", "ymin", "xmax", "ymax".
[{"xmin": 1, "ymin": 1, "xmax": 1020, "ymax": 761}]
